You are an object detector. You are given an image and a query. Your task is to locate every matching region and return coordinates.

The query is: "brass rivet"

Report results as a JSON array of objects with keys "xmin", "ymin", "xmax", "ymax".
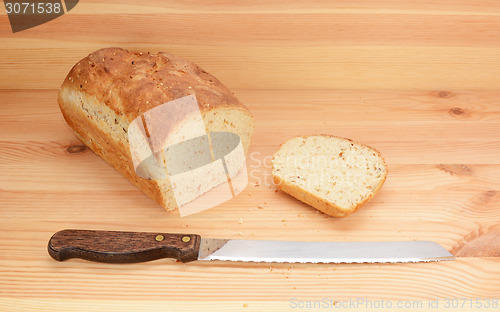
[
  {"xmin": 182, "ymin": 236, "xmax": 191, "ymax": 243},
  {"xmin": 155, "ymin": 235, "xmax": 164, "ymax": 242}
]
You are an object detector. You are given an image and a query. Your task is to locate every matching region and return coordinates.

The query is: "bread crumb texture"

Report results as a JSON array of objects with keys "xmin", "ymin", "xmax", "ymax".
[{"xmin": 272, "ymin": 135, "xmax": 387, "ymax": 217}]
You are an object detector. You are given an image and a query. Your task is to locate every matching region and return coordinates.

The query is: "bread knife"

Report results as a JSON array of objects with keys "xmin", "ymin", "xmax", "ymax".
[{"xmin": 48, "ymin": 229, "xmax": 455, "ymax": 264}]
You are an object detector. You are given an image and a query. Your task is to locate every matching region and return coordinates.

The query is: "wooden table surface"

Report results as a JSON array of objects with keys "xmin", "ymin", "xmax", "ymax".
[{"xmin": 1, "ymin": 1, "xmax": 500, "ymax": 311}]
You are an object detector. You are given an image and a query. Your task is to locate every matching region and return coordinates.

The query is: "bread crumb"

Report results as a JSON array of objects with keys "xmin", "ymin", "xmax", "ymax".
[
  {"xmin": 238, "ymin": 217, "xmax": 243, "ymax": 224},
  {"xmin": 224, "ymin": 228, "xmax": 244, "ymax": 236},
  {"xmin": 243, "ymin": 304, "xmax": 248, "ymax": 308},
  {"xmin": 257, "ymin": 205, "xmax": 264, "ymax": 209}
]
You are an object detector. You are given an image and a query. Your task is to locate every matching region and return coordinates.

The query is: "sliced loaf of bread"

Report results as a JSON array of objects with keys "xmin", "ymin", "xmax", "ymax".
[
  {"xmin": 272, "ymin": 135, "xmax": 387, "ymax": 217},
  {"xmin": 58, "ymin": 48, "xmax": 254, "ymax": 213}
]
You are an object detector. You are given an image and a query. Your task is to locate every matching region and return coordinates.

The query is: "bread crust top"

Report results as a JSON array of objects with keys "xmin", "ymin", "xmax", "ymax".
[{"xmin": 60, "ymin": 47, "xmax": 249, "ymax": 122}]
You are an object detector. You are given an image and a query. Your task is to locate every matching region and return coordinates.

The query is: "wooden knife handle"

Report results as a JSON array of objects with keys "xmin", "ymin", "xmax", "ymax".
[{"xmin": 48, "ymin": 229, "xmax": 201, "ymax": 263}]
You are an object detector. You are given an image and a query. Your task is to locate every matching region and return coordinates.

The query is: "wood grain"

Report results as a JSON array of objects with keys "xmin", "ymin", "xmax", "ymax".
[
  {"xmin": 2, "ymin": 44, "xmax": 500, "ymax": 90},
  {"xmin": 1, "ymin": 0, "xmax": 500, "ymax": 311}
]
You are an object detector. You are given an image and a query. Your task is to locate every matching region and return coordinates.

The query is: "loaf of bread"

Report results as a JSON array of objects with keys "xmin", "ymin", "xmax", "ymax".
[
  {"xmin": 272, "ymin": 135, "xmax": 387, "ymax": 217},
  {"xmin": 58, "ymin": 47, "xmax": 254, "ymax": 213}
]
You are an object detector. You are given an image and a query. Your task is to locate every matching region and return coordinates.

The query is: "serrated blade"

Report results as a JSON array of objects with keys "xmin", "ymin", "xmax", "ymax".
[{"xmin": 198, "ymin": 238, "xmax": 454, "ymax": 263}]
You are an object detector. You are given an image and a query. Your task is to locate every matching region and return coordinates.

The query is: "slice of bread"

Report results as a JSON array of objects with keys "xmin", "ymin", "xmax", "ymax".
[{"xmin": 272, "ymin": 135, "xmax": 387, "ymax": 217}]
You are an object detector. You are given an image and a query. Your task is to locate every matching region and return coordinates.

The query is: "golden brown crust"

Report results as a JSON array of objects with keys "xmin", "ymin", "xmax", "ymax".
[
  {"xmin": 61, "ymin": 47, "xmax": 249, "ymax": 122},
  {"xmin": 272, "ymin": 134, "xmax": 388, "ymax": 218},
  {"xmin": 273, "ymin": 172, "xmax": 387, "ymax": 217}
]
